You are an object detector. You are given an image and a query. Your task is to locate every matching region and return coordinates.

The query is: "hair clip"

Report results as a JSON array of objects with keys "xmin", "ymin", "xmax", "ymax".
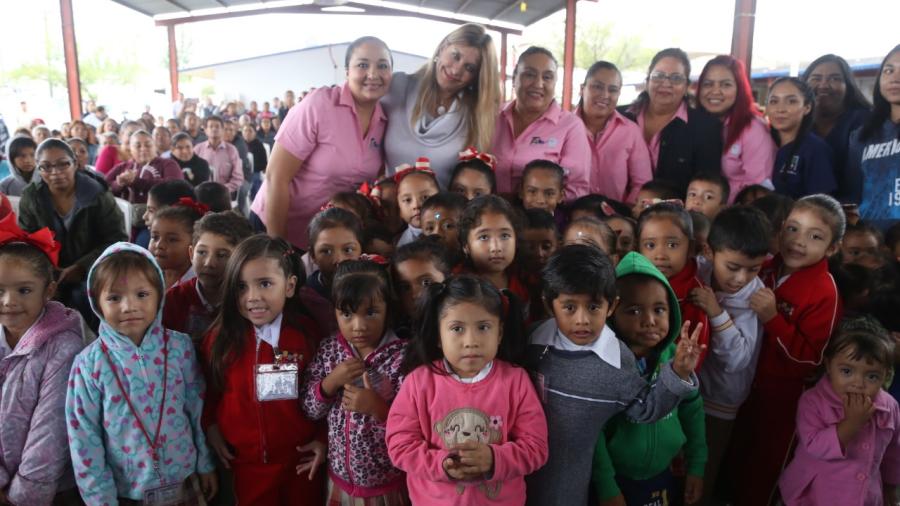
[
  {"xmin": 458, "ymin": 146, "xmax": 497, "ymax": 171},
  {"xmin": 600, "ymin": 201, "xmax": 618, "ymax": 217},
  {"xmin": 393, "ymin": 157, "xmax": 434, "ymax": 184},
  {"xmin": 283, "ymin": 248, "xmax": 295, "ymax": 258},
  {"xmin": 359, "ymin": 253, "xmax": 389, "ymax": 266},
  {"xmin": 0, "ymin": 213, "xmax": 61, "ymax": 267},
  {"xmin": 319, "ymin": 201, "xmax": 336, "ymax": 212},
  {"xmin": 175, "ymin": 197, "xmax": 210, "ymax": 216}
]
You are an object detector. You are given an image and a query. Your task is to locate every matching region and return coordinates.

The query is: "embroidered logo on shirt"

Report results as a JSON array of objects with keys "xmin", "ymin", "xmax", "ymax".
[
  {"xmin": 369, "ymin": 138, "xmax": 381, "ymax": 149},
  {"xmin": 777, "ymin": 300, "xmax": 795, "ymax": 318},
  {"xmin": 529, "ymin": 137, "xmax": 558, "ymax": 147}
]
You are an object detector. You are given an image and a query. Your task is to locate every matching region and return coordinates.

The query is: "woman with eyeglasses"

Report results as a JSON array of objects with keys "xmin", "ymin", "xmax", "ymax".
[
  {"xmin": 17, "ymin": 139, "xmax": 127, "ymax": 325},
  {"xmin": 697, "ymin": 55, "xmax": 777, "ymax": 202},
  {"xmin": 491, "ymin": 46, "xmax": 592, "ymax": 200},
  {"xmin": 623, "ymin": 48, "xmax": 723, "ymax": 194},
  {"xmin": 576, "ymin": 61, "xmax": 652, "ymax": 204},
  {"xmin": 802, "ymin": 54, "xmax": 872, "ymax": 202}
]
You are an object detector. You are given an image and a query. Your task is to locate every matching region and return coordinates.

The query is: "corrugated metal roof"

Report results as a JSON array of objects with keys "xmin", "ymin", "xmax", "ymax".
[{"xmin": 112, "ymin": 0, "xmax": 570, "ymax": 29}]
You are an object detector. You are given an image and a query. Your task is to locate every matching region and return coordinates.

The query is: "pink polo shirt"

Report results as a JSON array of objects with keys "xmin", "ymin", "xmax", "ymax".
[
  {"xmin": 721, "ymin": 116, "xmax": 777, "ymax": 202},
  {"xmin": 636, "ymin": 101, "xmax": 689, "ymax": 171},
  {"xmin": 193, "ymin": 140, "xmax": 243, "ymax": 192},
  {"xmin": 491, "ymin": 100, "xmax": 591, "ymax": 200},
  {"xmin": 578, "ymin": 109, "xmax": 653, "ymax": 203},
  {"xmin": 250, "ymin": 82, "xmax": 386, "ymax": 249}
]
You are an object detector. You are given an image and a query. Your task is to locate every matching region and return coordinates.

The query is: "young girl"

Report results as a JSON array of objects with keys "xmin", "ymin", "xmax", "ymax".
[
  {"xmin": 604, "ymin": 214, "xmax": 637, "ymax": 258},
  {"xmin": 303, "ymin": 258, "xmax": 408, "ymax": 503},
  {"xmin": 562, "ymin": 217, "xmax": 618, "ymax": 264},
  {"xmin": 840, "ymin": 222, "xmax": 885, "ymax": 270},
  {"xmin": 66, "ymin": 242, "xmax": 216, "ymax": 505},
  {"xmin": 638, "ymin": 202, "xmax": 711, "ymax": 367},
  {"xmin": 202, "ymin": 235, "xmax": 325, "ymax": 504},
  {"xmin": 449, "ymin": 149, "xmax": 497, "ymax": 201},
  {"xmin": 150, "ymin": 200, "xmax": 207, "ymax": 288},
  {"xmin": 779, "ymin": 317, "xmax": 900, "ymax": 505},
  {"xmin": 732, "ymin": 194, "xmax": 845, "ymax": 506},
  {"xmin": 0, "ymin": 216, "xmax": 84, "ymax": 505},
  {"xmin": 767, "ymin": 77, "xmax": 838, "ymax": 199},
  {"xmin": 0, "ymin": 136, "xmax": 37, "ymax": 197},
  {"xmin": 458, "ymin": 195, "xmax": 531, "ymax": 310},
  {"xmin": 395, "ymin": 159, "xmax": 440, "ymax": 247},
  {"xmin": 386, "ymin": 275, "xmax": 548, "ymax": 504},
  {"xmin": 392, "ymin": 239, "xmax": 452, "ymax": 325}
]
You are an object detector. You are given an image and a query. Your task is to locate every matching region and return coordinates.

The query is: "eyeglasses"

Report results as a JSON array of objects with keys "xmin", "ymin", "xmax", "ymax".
[
  {"xmin": 649, "ymin": 71, "xmax": 687, "ymax": 85},
  {"xmin": 37, "ymin": 160, "xmax": 73, "ymax": 173}
]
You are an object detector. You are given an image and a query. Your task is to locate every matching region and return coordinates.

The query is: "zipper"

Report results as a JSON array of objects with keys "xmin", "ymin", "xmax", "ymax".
[{"xmin": 255, "ymin": 339, "xmax": 269, "ymax": 464}]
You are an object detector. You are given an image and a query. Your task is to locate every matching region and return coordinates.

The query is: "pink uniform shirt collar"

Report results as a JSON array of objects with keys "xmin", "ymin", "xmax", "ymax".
[
  {"xmin": 338, "ymin": 81, "xmax": 387, "ymax": 124},
  {"xmin": 502, "ymin": 99, "xmax": 562, "ymax": 127}
]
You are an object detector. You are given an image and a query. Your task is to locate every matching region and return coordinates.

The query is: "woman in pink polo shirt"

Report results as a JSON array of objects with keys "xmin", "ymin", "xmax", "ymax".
[
  {"xmin": 491, "ymin": 46, "xmax": 591, "ymax": 200},
  {"xmin": 697, "ymin": 55, "xmax": 776, "ymax": 201},
  {"xmin": 251, "ymin": 36, "xmax": 392, "ymax": 249},
  {"xmin": 577, "ymin": 61, "xmax": 652, "ymax": 204}
]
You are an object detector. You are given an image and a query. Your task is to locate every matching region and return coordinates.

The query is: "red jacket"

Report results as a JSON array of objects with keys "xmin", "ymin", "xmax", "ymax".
[
  {"xmin": 201, "ymin": 314, "xmax": 322, "ymax": 465},
  {"xmin": 163, "ymin": 278, "xmax": 216, "ymax": 344},
  {"xmin": 667, "ymin": 258, "xmax": 710, "ymax": 368},
  {"xmin": 755, "ymin": 255, "xmax": 842, "ymax": 386}
]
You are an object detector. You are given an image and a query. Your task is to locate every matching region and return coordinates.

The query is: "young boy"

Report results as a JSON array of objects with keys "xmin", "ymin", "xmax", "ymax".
[
  {"xmin": 137, "ymin": 179, "xmax": 195, "ymax": 248},
  {"xmin": 522, "ymin": 208, "xmax": 559, "ymax": 271},
  {"xmin": 162, "ymin": 211, "xmax": 253, "ymax": 342},
  {"xmin": 685, "ymin": 172, "xmax": 730, "ymax": 219},
  {"xmin": 520, "ymin": 159, "xmax": 566, "ymax": 215},
  {"xmin": 633, "ymin": 180, "xmax": 680, "ymax": 219},
  {"xmin": 687, "ymin": 206, "xmax": 771, "ymax": 503},
  {"xmin": 420, "ymin": 192, "xmax": 466, "ymax": 265},
  {"xmin": 593, "ymin": 251, "xmax": 708, "ymax": 506},
  {"xmin": 526, "ymin": 245, "xmax": 703, "ymax": 506}
]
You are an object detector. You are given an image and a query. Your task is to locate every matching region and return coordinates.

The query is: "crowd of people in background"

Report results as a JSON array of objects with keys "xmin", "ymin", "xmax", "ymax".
[{"xmin": 0, "ymin": 21, "xmax": 898, "ymax": 506}]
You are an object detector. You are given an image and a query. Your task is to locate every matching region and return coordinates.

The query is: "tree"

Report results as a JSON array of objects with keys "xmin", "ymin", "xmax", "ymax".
[{"xmin": 534, "ymin": 20, "xmax": 655, "ymax": 71}]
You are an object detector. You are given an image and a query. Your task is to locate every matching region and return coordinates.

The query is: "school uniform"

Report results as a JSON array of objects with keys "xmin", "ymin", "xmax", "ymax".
[
  {"xmin": 577, "ymin": 109, "xmax": 652, "ymax": 203},
  {"xmin": 772, "ymin": 131, "xmax": 838, "ymax": 199},
  {"xmin": 720, "ymin": 116, "xmax": 777, "ymax": 202}
]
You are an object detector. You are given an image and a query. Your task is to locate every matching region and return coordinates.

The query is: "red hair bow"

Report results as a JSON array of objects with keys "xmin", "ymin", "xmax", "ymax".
[
  {"xmin": 0, "ymin": 213, "xmax": 61, "ymax": 267},
  {"xmin": 175, "ymin": 197, "xmax": 210, "ymax": 216},
  {"xmin": 359, "ymin": 253, "xmax": 389, "ymax": 266},
  {"xmin": 392, "ymin": 157, "xmax": 434, "ymax": 184},
  {"xmin": 356, "ymin": 181, "xmax": 384, "ymax": 213},
  {"xmin": 458, "ymin": 146, "xmax": 497, "ymax": 171}
]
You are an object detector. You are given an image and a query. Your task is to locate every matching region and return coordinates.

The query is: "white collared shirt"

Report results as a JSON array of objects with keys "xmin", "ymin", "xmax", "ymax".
[
  {"xmin": 194, "ymin": 280, "xmax": 216, "ymax": 312},
  {"xmin": 443, "ymin": 358, "xmax": 494, "ymax": 384},
  {"xmin": 530, "ymin": 320, "xmax": 621, "ymax": 369},
  {"xmin": 254, "ymin": 312, "xmax": 283, "ymax": 350}
]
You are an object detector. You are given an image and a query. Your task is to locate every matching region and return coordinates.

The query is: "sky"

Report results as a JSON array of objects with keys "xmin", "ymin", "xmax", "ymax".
[{"xmin": 1, "ymin": 0, "xmax": 897, "ymax": 125}]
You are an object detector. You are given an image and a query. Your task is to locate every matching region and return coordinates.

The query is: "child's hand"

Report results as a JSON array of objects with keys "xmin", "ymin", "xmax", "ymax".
[
  {"xmin": 450, "ymin": 440, "xmax": 494, "ymax": 480},
  {"xmin": 749, "ymin": 288, "xmax": 777, "ymax": 323},
  {"xmin": 689, "ymin": 286, "xmax": 722, "ymax": 318},
  {"xmin": 199, "ymin": 471, "xmax": 218, "ymax": 501},
  {"xmin": 599, "ymin": 494, "xmax": 627, "ymax": 506},
  {"xmin": 442, "ymin": 454, "xmax": 467, "ymax": 481},
  {"xmin": 321, "ymin": 358, "xmax": 365, "ymax": 397},
  {"xmin": 296, "ymin": 440, "xmax": 326, "ymax": 480},
  {"xmin": 684, "ymin": 475, "xmax": 703, "ymax": 504},
  {"xmin": 342, "ymin": 373, "xmax": 389, "ymax": 421},
  {"xmin": 205, "ymin": 424, "xmax": 234, "ymax": 469},
  {"xmin": 673, "ymin": 321, "xmax": 705, "ymax": 380},
  {"xmin": 843, "ymin": 392, "xmax": 876, "ymax": 427}
]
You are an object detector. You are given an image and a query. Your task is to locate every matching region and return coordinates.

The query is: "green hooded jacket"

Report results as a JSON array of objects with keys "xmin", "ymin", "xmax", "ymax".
[{"xmin": 592, "ymin": 252, "xmax": 707, "ymax": 500}]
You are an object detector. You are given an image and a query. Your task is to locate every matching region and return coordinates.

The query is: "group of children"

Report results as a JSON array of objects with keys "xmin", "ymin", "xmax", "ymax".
[{"xmin": 1, "ymin": 146, "xmax": 899, "ymax": 506}]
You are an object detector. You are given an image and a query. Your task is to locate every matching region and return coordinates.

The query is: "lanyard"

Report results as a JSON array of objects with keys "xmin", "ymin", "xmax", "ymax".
[{"xmin": 101, "ymin": 331, "xmax": 169, "ymax": 479}]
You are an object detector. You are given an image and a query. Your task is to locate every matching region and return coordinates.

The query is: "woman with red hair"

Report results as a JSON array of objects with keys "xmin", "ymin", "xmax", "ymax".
[{"xmin": 698, "ymin": 55, "xmax": 777, "ymax": 202}]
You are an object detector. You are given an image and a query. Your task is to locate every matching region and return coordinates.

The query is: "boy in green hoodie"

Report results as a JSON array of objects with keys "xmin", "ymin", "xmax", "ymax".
[{"xmin": 593, "ymin": 251, "xmax": 708, "ymax": 506}]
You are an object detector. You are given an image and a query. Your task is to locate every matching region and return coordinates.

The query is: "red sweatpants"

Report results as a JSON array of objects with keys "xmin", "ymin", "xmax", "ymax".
[
  {"xmin": 729, "ymin": 381, "xmax": 805, "ymax": 506},
  {"xmin": 232, "ymin": 460, "xmax": 325, "ymax": 506}
]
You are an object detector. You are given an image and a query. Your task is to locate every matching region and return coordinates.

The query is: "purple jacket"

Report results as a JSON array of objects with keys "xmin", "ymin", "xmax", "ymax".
[
  {"xmin": 105, "ymin": 156, "xmax": 183, "ymax": 204},
  {"xmin": 0, "ymin": 301, "xmax": 84, "ymax": 505},
  {"xmin": 780, "ymin": 376, "xmax": 900, "ymax": 506}
]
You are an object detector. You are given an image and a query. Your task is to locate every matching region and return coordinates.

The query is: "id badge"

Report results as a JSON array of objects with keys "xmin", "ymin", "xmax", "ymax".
[
  {"xmin": 255, "ymin": 363, "xmax": 299, "ymax": 401},
  {"xmin": 142, "ymin": 476, "xmax": 206, "ymax": 506}
]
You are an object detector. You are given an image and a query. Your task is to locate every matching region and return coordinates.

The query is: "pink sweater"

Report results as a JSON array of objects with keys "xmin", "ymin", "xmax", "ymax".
[
  {"xmin": 386, "ymin": 360, "xmax": 548, "ymax": 505},
  {"xmin": 779, "ymin": 376, "xmax": 900, "ymax": 506}
]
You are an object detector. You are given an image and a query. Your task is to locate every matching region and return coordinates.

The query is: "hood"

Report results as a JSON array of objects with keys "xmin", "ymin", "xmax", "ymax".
[
  {"xmin": 86, "ymin": 242, "xmax": 167, "ymax": 350},
  {"xmin": 5, "ymin": 300, "xmax": 82, "ymax": 358},
  {"xmin": 613, "ymin": 252, "xmax": 682, "ymax": 366}
]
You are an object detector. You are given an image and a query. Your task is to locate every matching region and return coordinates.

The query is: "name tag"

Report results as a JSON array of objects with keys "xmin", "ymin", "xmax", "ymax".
[
  {"xmin": 255, "ymin": 363, "xmax": 299, "ymax": 401},
  {"xmin": 143, "ymin": 475, "xmax": 206, "ymax": 506}
]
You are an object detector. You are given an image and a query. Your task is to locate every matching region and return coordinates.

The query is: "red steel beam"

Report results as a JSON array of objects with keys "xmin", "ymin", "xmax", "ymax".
[
  {"xmin": 168, "ymin": 25, "xmax": 179, "ymax": 100},
  {"xmin": 730, "ymin": 0, "xmax": 757, "ymax": 72},
  {"xmin": 500, "ymin": 31, "xmax": 508, "ymax": 102},
  {"xmin": 60, "ymin": 0, "xmax": 82, "ymax": 120},
  {"xmin": 561, "ymin": 0, "xmax": 576, "ymax": 111}
]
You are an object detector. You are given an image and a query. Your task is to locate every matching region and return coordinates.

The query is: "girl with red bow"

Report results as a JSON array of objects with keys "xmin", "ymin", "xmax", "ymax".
[
  {"xmin": 394, "ymin": 158, "xmax": 439, "ymax": 248},
  {"xmin": 0, "ymin": 214, "xmax": 85, "ymax": 505}
]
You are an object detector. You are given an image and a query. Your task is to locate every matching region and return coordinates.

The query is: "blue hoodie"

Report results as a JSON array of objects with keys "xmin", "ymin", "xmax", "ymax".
[{"xmin": 65, "ymin": 242, "xmax": 214, "ymax": 504}]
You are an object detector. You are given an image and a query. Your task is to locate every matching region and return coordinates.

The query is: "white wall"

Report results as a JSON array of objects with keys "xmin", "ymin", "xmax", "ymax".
[{"xmin": 180, "ymin": 43, "xmax": 427, "ymax": 104}]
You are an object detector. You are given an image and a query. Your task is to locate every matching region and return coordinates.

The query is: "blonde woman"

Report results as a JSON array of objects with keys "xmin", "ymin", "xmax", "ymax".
[{"xmin": 382, "ymin": 23, "xmax": 500, "ymax": 188}]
